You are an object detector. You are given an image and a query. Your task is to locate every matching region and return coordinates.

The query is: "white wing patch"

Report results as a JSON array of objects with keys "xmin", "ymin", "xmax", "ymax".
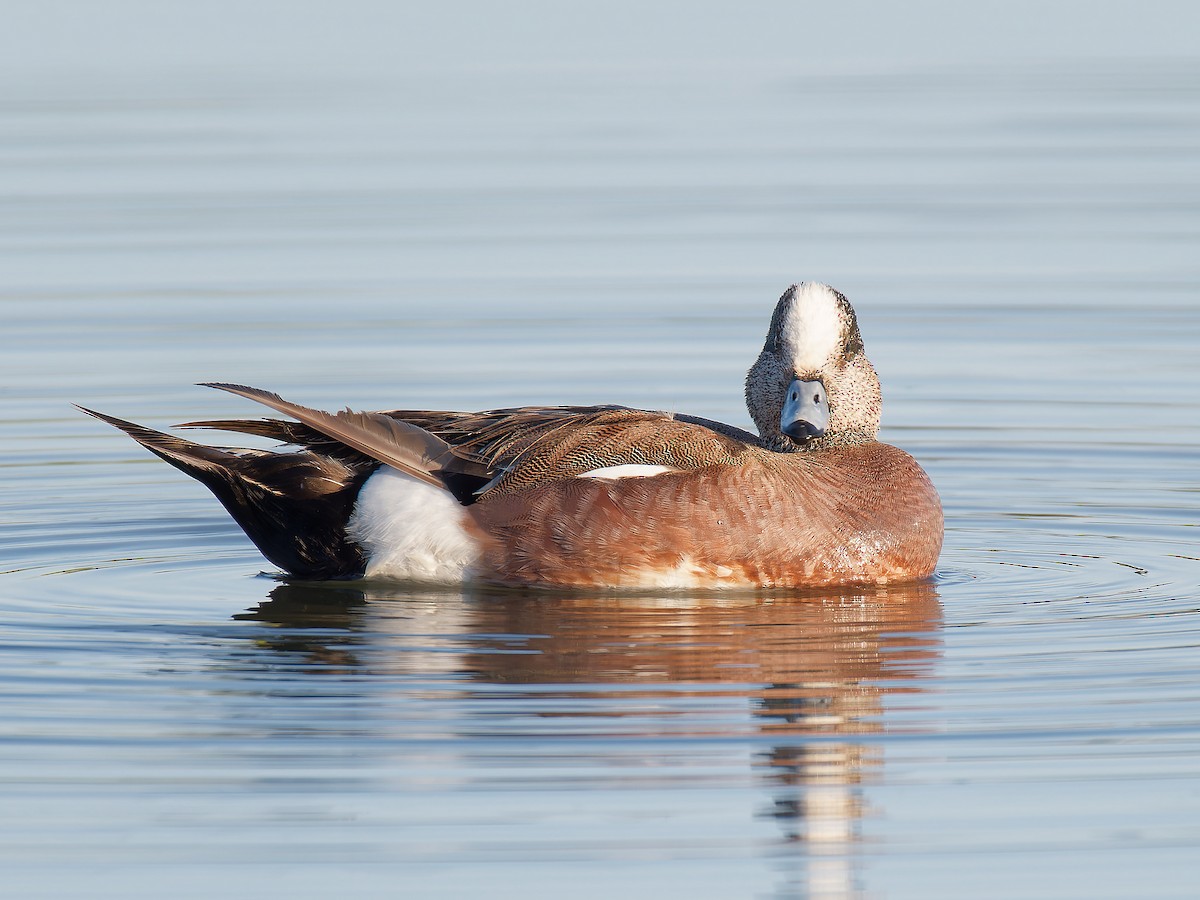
[
  {"xmin": 781, "ymin": 282, "xmax": 844, "ymax": 372},
  {"xmin": 346, "ymin": 466, "xmax": 479, "ymax": 582},
  {"xmin": 577, "ymin": 464, "xmax": 677, "ymax": 481}
]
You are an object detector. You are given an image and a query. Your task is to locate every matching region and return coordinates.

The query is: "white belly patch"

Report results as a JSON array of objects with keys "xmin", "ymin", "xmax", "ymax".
[{"xmin": 346, "ymin": 467, "xmax": 480, "ymax": 582}]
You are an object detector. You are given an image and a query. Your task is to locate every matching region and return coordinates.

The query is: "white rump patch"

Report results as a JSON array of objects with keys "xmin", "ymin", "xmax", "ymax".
[
  {"xmin": 780, "ymin": 282, "xmax": 844, "ymax": 372},
  {"xmin": 577, "ymin": 464, "xmax": 676, "ymax": 481},
  {"xmin": 346, "ymin": 466, "xmax": 479, "ymax": 582}
]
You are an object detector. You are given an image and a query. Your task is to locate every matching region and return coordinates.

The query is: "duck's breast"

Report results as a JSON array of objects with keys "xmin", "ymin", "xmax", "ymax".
[{"xmin": 471, "ymin": 443, "xmax": 942, "ymax": 589}]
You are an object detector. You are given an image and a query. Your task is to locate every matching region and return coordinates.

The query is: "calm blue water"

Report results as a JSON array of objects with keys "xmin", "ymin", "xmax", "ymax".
[{"xmin": 3, "ymin": 4, "xmax": 1200, "ymax": 898}]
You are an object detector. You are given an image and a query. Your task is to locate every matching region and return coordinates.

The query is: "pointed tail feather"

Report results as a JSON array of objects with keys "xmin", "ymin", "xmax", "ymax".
[
  {"xmin": 78, "ymin": 405, "xmax": 368, "ymax": 579},
  {"xmin": 78, "ymin": 406, "xmax": 252, "ymax": 479},
  {"xmin": 175, "ymin": 416, "xmax": 312, "ymax": 445},
  {"xmin": 200, "ymin": 383, "xmax": 481, "ymax": 489}
]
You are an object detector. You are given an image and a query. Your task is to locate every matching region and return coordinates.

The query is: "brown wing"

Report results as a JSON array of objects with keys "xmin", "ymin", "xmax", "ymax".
[
  {"xmin": 377, "ymin": 404, "xmax": 632, "ymax": 467},
  {"xmin": 465, "ymin": 407, "xmax": 757, "ymax": 497},
  {"xmin": 179, "ymin": 404, "xmax": 629, "ymax": 470},
  {"xmin": 182, "ymin": 392, "xmax": 757, "ymax": 500},
  {"xmin": 197, "ymin": 383, "xmax": 476, "ymax": 490}
]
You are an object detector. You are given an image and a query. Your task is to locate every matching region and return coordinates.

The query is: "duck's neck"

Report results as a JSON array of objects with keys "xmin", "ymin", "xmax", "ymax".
[{"xmin": 763, "ymin": 429, "xmax": 877, "ymax": 453}]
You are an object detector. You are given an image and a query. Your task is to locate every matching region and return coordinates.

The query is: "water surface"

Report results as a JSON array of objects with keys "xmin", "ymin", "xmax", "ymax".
[{"xmin": 2, "ymin": 10, "xmax": 1200, "ymax": 899}]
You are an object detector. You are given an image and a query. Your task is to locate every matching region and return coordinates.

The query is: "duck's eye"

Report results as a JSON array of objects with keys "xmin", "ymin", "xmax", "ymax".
[{"xmin": 814, "ymin": 393, "xmax": 822, "ymax": 404}]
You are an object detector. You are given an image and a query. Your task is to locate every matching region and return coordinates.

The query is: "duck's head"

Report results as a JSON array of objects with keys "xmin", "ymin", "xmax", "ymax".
[{"xmin": 745, "ymin": 283, "xmax": 882, "ymax": 451}]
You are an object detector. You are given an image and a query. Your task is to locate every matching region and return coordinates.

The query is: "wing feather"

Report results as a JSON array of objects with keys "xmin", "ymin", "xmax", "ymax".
[{"xmin": 201, "ymin": 383, "xmax": 459, "ymax": 490}]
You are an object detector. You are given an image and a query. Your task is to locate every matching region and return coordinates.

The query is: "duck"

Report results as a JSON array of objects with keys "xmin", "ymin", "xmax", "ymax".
[{"xmin": 80, "ymin": 282, "xmax": 943, "ymax": 589}]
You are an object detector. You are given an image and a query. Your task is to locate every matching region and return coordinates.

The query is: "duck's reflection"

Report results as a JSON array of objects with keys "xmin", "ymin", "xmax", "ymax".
[{"xmin": 242, "ymin": 580, "xmax": 941, "ymax": 899}]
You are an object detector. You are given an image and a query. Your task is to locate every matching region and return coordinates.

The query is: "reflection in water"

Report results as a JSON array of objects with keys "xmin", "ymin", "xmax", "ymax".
[{"xmin": 244, "ymin": 580, "xmax": 942, "ymax": 898}]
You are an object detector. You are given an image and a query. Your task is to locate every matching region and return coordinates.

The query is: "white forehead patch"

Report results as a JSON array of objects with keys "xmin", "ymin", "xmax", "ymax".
[{"xmin": 779, "ymin": 282, "xmax": 845, "ymax": 372}]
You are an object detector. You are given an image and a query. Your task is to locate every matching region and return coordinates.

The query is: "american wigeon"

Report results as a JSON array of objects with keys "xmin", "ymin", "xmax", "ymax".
[{"xmin": 81, "ymin": 283, "xmax": 942, "ymax": 589}]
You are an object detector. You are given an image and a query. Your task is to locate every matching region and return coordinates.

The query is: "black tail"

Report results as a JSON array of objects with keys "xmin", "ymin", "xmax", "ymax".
[{"xmin": 79, "ymin": 407, "xmax": 370, "ymax": 579}]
